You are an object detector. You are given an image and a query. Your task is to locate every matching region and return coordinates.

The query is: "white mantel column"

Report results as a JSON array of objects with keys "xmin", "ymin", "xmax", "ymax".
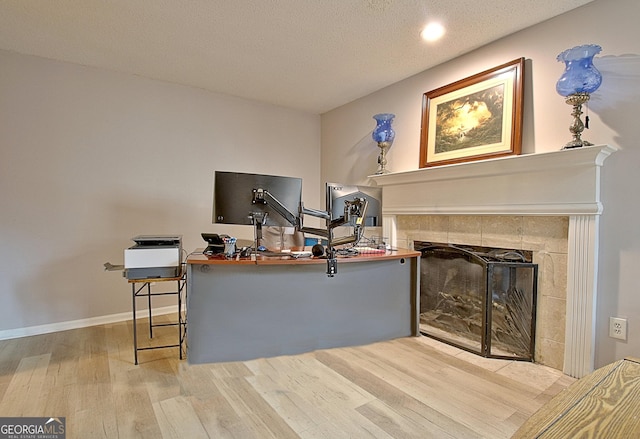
[{"xmin": 565, "ymin": 214, "xmax": 599, "ymax": 377}]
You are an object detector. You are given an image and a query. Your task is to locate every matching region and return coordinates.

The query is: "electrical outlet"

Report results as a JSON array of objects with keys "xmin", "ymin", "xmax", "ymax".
[{"xmin": 609, "ymin": 317, "xmax": 627, "ymax": 341}]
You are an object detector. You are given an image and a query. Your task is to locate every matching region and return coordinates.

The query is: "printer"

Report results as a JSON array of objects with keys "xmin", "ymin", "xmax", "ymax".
[{"xmin": 124, "ymin": 235, "xmax": 182, "ymax": 280}]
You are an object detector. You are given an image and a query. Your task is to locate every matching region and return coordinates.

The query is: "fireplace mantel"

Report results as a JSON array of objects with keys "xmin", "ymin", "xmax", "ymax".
[
  {"xmin": 370, "ymin": 144, "xmax": 617, "ymax": 378},
  {"xmin": 370, "ymin": 144, "xmax": 617, "ymax": 216}
]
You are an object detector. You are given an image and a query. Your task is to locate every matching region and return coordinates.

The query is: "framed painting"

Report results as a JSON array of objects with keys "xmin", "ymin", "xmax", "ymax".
[{"xmin": 419, "ymin": 58, "xmax": 524, "ymax": 168}]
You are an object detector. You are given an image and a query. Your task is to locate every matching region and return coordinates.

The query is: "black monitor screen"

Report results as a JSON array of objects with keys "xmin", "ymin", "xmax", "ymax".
[
  {"xmin": 326, "ymin": 183, "xmax": 382, "ymax": 227},
  {"xmin": 213, "ymin": 171, "xmax": 303, "ymax": 227}
]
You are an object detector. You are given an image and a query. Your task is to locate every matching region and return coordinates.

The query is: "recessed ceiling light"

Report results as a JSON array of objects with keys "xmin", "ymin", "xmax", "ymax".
[{"xmin": 421, "ymin": 22, "xmax": 445, "ymax": 42}]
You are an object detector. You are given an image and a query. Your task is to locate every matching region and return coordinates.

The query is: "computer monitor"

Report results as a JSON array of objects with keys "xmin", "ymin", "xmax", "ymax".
[
  {"xmin": 213, "ymin": 171, "xmax": 303, "ymax": 227},
  {"xmin": 326, "ymin": 183, "xmax": 382, "ymax": 227}
]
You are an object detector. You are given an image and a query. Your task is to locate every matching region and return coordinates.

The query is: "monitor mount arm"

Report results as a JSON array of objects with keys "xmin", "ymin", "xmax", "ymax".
[
  {"xmin": 298, "ymin": 197, "xmax": 368, "ymax": 238},
  {"xmin": 252, "ymin": 187, "xmax": 369, "ymax": 277},
  {"xmin": 248, "ymin": 211, "xmax": 266, "ymax": 249},
  {"xmin": 252, "ymin": 188, "xmax": 299, "ymax": 227},
  {"xmin": 300, "ymin": 197, "xmax": 369, "ymax": 277},
  {"xmin": 250, "ymin": 188, "xmax": 300, "ymax": 250}
]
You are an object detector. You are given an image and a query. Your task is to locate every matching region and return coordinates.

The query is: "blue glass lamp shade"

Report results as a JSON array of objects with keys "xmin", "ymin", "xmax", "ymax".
[
  {"xmin": 556, "ymin": 44, "xmax": 602, "ymax": 97},
  {"xmin": 372, "ymin": 113, "xmax": 396, "ymax": 145},
  {"xmin": 372, "ymin": 113, "xmax": 395, "ymax": 174}
]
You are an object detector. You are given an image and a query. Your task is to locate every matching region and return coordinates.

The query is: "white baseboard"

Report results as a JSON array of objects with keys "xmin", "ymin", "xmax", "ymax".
[{"xmin": 0, "ymin": 305, "xmax": 178, "ymax": 341}]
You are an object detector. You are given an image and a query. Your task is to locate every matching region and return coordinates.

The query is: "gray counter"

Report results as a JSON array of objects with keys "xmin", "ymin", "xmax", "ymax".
[{"xmin": 186, "ymin": 251, "xmax": 419, "ymax": 364}]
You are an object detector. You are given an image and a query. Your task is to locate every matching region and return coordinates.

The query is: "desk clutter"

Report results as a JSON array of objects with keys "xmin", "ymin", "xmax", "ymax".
[{"xmin": 198, "ymin": 232, "xmax": 389, "ymax": 260}]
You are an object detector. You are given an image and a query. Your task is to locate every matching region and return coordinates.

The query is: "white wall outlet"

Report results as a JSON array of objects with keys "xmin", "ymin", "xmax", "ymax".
[{"xmin": 609, "ymin": 317, "xmax": 627, "ymax": 341}]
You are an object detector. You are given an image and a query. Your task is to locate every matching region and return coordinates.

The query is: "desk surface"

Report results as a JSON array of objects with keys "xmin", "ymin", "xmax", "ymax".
[{"xmin": 187, "ymin": 247, "xmax": 419, "ymax": 266}]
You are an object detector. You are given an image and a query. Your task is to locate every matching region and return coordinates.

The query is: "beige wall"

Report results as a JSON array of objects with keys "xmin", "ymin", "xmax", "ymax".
[
  {"xmin": 321, "ymin": 0, "xmax": 640, "ymax": 368},
  {"xmin": 0, "ymin": 50, "xmax": 321, "ymax": 334}
]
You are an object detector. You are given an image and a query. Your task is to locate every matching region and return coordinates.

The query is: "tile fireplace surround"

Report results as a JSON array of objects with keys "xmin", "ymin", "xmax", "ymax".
[{"xmin": 370, "ymin": 144, "xmax": 617, "ymax": 378}]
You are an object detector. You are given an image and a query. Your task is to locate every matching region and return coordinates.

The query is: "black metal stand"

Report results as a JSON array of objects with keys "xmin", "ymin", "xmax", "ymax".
[{"xmin": 130, "ymin": 272, "xmax": 187, "ymax": 365}]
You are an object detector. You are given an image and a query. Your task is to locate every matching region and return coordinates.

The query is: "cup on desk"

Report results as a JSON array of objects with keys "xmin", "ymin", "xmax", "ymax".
[{"xmin": 224, "ymin": 243, "xmax": 236, "ymax": 257}]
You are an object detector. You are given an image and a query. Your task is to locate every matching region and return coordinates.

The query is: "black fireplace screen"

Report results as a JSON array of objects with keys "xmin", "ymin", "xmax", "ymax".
[{"xmin": 415, "ymin": 242, "xmax": 538, "ymax": 361}]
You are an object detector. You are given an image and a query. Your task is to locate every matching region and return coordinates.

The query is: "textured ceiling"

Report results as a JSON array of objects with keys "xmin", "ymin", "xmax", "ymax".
[{"xmin": 0, "ymin": 0, "xmax": 593, "ymax": 114}]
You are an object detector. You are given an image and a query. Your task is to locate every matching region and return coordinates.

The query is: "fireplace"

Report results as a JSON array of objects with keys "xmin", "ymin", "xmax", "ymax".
[
  {"xmin": 371, "ymin": 145, "xmax": 617, "ymax": 378},
  {"xmin": 415, "ymin": 242, "xmax": 537, "ymax": 361}
]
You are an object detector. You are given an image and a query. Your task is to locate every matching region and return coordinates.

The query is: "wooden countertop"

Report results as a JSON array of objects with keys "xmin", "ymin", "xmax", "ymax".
[
  {"xmin": 513, "ymin": 357, "xmax": 640, "ymax": 438},
  {"xmin": 186, "ymin": 247, "xmax": 420, "ymax": 266}
]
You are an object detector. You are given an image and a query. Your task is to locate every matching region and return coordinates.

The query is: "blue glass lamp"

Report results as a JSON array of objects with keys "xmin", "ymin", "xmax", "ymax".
[
  {"xmin": 372, "ymin": 113, "xmax": 395, "ymax": 174},
  {"xmin": 556, "ymin": 44, "xmax": 602, "ymax": 149}
]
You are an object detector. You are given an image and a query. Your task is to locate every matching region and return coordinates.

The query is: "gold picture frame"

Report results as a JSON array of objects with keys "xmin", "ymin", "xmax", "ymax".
[{"xmin": 419, "ymin": 58, "xmax": 524, "ymax": 168}]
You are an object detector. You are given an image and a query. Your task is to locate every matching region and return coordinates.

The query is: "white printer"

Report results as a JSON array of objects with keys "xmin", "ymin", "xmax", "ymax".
[{"xmin": 124, "ymin": 235, "xmax": 182, "ymax": 279}]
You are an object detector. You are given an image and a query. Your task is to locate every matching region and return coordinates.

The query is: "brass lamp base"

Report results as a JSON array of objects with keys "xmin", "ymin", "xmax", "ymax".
[
  {"xmin": 563, "ymin": 93, "xmax": 593, "ymax": 149},
  {"xmin": 375, "ymin": 141, "xmax": 391, "ymax": 174}
]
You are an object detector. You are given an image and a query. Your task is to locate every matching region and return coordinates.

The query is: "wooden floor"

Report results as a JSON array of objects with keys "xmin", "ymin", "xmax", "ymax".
[{"xmin": 0, "ymin": 315, "xmax": 575, "ymax": 438}]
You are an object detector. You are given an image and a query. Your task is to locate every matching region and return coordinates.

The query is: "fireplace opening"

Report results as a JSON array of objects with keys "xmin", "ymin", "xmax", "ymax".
[{"xmin": 415, "ymin": 241, "xmax": 538, "ymax": 361}]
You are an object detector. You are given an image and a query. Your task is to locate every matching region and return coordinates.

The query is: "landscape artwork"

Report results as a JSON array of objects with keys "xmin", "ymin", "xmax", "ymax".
[
  {"xmin": 419, "ymin": 58, "xmax": 524, "ymax": 168},
  {"xmin": 434, "ymin": 84, "xmax": 504, "ymax": 154}
]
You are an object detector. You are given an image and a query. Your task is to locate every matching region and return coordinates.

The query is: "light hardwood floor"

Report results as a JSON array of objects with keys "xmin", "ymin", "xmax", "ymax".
[{"xmin": 0, "ymin": 315, "xmax": 574, "ymax": 438}]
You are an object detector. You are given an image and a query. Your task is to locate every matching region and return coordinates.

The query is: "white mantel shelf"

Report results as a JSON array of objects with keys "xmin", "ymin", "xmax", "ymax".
[
  {"xmin": 370, "ymin": 144, "xmax": 617, "ymax": 216},
  {"xmin": 370, "ymin": 144, "xmax": 618, "ymax": 378}
]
